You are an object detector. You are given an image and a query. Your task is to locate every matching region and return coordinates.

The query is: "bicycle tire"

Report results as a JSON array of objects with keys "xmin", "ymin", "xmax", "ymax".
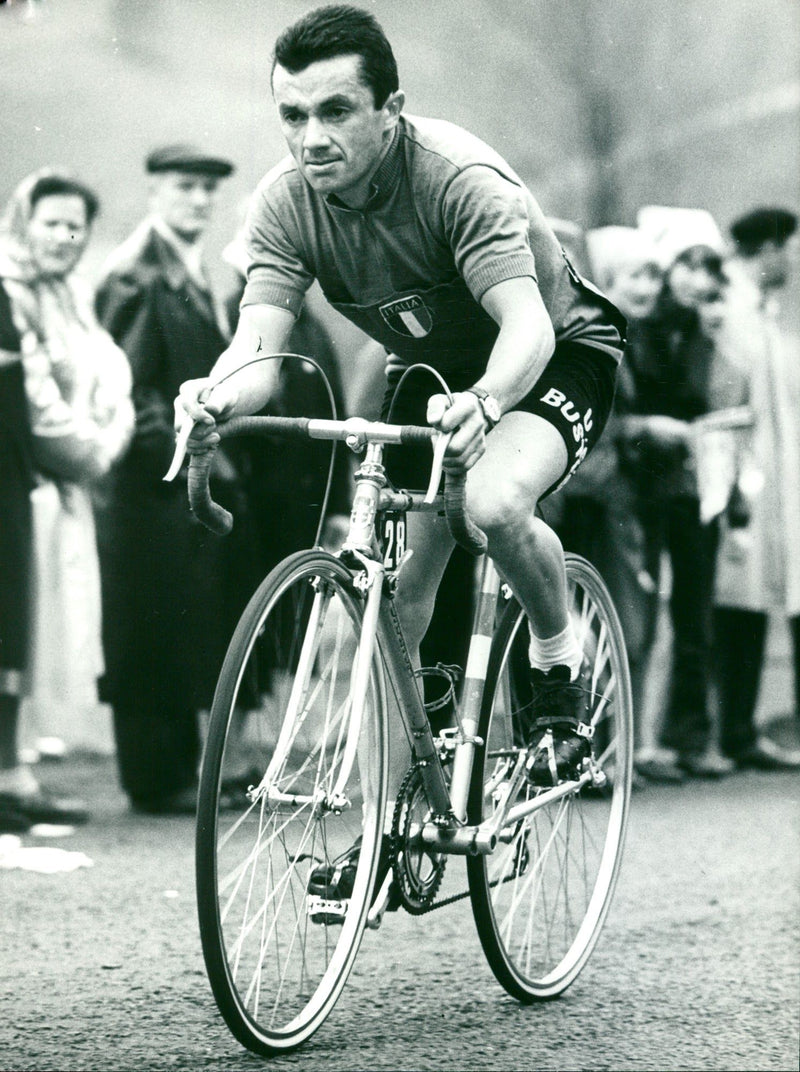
[
  {"xmin": 196, "ymin": 549, "xmax": 388, "ymax": 1054},
  {"xmin": 467, "ymin": 553, "xmax": 633, "ymax": 1001}
]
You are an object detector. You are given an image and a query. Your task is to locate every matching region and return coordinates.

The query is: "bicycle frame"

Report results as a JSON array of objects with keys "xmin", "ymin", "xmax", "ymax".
[
  {"xmin": 175, "ymin": 415, "xmax": 605, "ymax": 857},
  {"xmin": 260, "ymin": 438, "xmax": 601, "ymax": 861},
  {"xmin": 187, "ymin": 403, "xmax": 633, "ymax": 1051}
]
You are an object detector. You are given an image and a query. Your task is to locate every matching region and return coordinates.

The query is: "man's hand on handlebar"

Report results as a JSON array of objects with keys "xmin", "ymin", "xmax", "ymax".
[
  {"xmin": 174, "ymin": 377, "xmax": 240, "ymax": 452},
  {"xmin": 427, "ymin": 391, "xmax": 487, "ymax": 473}
]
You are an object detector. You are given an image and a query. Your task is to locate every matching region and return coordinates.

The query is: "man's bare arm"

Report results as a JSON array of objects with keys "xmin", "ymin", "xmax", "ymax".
[
  {"xmin": 174, "ymin": 304, "xmax": 296, "ymax": 439},
  {"xmin": 428, "ymin": 276, "xmax": 555, "ymax": 470},
  {"xmin": 474, "ymin": 275, "xmax": 555, "ymax": 411}
]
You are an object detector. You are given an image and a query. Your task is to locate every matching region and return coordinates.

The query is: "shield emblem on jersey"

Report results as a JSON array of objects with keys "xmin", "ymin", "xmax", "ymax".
[{"xmin": 378, "ymin": 294, "xmax": 433, "ymax": 338}]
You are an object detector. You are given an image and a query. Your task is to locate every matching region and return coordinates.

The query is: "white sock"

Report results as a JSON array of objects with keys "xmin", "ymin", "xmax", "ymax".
[{"xmin": 528, "ymin": 622, "xmax": 582, "ymax": 681}]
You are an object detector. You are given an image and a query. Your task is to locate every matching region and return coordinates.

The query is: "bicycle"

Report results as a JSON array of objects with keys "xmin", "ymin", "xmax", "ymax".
[{"xmin": 168, "ymin": 396, "xmax": 633, "ymax": 1056}]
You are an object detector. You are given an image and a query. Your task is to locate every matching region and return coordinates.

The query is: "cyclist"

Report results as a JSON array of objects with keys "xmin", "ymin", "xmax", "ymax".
[{"xmin": 175, "ymin": 6, "xmax": 625, "ymax": 854}]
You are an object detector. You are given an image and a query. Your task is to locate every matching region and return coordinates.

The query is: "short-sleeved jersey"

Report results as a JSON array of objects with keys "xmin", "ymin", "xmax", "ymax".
[{"xmin": 242, "ymin": 114, "xmax": 625, "ymax": 379}]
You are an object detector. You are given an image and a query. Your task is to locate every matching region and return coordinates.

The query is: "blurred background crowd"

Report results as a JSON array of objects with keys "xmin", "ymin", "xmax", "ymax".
[{"xmin": 0, "ymin": 0, "xmax": 798, "ymax": 826}]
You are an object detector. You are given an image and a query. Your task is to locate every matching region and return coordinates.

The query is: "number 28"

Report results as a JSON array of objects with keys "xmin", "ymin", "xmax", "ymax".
[{"xmin": 383, "ymin": 517, "xmax": 406, "ymax": 568}]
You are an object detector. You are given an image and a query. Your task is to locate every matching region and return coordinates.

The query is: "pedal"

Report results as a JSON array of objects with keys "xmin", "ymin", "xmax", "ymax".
[
  {"xmin": 585, "ymin": 757, "xmax": 608, "ymax": 788},
  {"xmin": 307, "ymin": 895, "xmax": 347, "ymax": 925}
]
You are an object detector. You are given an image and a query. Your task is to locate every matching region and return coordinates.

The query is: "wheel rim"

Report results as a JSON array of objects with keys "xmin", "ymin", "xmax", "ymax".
[
  {"xmin": 470, "ymin": 556, "xmax": 632, "ymax": 997},
  {"xmin": 197, "ymin": 556, "xmax": 386, "ymax": 1049}
]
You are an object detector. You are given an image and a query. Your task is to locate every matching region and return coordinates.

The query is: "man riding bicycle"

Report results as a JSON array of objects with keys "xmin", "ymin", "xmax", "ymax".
[{"xmin": 175, "ymin": 4, "xmax": 626, "ymax": 880}]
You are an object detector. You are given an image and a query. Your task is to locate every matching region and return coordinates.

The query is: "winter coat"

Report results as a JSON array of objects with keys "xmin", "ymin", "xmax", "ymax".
[
  {"xmin": 714, "ymin": 264, "xmax": 800, "ymax": 616},
  {"xmin": 95, "ymin": 223, "xmax": 258, "ymax": 712}
]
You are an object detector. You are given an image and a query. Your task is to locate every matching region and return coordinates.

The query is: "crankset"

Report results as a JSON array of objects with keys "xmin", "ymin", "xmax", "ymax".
[{"xmin": 390, "ymin": 764, "xmax": 447, "ymax": 914}]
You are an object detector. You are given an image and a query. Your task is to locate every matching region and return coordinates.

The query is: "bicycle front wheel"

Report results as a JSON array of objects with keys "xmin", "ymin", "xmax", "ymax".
[
  {"xmin": 467, "ymin": 553, "xmax": 633, "ymax": 1000},
  {"xmin": 196, "ymin": 550, "xmax": 388, "ymax": 1055}
]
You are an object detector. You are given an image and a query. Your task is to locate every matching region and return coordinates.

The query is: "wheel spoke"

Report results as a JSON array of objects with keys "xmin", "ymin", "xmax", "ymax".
[
  {"xmin": 468, "ymin": 555, "xmax": 633, "ymax": 999},
  {"xmin": 196, "ymin": 553, "xmax": 387, "ymax": 1053}
]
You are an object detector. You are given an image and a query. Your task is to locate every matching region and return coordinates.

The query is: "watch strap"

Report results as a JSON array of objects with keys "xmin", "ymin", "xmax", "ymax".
[{"xmin": 466, "ymin": 387, "xmax": 500, "ymax": 431}]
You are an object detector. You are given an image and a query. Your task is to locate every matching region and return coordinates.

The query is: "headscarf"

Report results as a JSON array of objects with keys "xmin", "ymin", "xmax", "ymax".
[
  {"xmin": 0, "ymin": 169, "xmax": 133, "ymax": 478},
  {"xmin": 0, "ymin": 169, "xmax": 71, "ymax": 281},
  {"xmin": 585, "ymin": 226, "xmax": 660, "ymax": 292},
  {"xmin": 636, "ymin": 205, "xmax": 725, "ymax": 272},
  {"xmin": 0, "ymin": 167, "xmax": 98, "ymax": 335}
]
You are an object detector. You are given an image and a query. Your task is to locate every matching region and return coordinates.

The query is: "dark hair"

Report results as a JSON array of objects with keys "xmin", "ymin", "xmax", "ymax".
[
  {"xmin": 28, "ymin": 175, "xmax": 100, "ymax": 224},
  {"xmin": 671, "ymin": 244, "xmax": 726, "ymax": 284},
  {"xmin": 272, "ymin": 4, "xmax": 398, "ymax": 108}
]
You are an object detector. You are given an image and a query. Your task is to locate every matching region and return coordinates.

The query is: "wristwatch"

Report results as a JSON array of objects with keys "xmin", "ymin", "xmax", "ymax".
[{"xmin": 466, "ymin": 386, "xmax": 502, "ymax": 431}]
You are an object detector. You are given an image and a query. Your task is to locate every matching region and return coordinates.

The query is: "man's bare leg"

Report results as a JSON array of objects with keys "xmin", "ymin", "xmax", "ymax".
[{"xmin": 465, "ymin": 412, "xmax": 590, "ymax": 783}]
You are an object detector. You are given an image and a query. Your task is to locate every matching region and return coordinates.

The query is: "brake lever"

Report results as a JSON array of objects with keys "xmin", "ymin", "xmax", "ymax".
[
  {"xmin": 425, "ymin": 431, "xmax": 451, "ymax": 503},
  {"xmin": 163, "ymin": 415, "xmax": 195, "ymax": 482}
]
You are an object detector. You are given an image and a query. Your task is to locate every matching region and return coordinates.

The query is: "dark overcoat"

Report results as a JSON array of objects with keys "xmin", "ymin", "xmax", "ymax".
[
  {"xmin": 0, "ymin": 281, "xmax": 35, "ymax": 686},
  {"xmin": 95, "ymin": 226, "xmax": 256, "ymax": 714}
]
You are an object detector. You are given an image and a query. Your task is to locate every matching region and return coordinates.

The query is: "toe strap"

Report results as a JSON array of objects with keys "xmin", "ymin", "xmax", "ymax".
[{"xmin": 531, "ymin": 716, "xmax": 594, "ymax": 739}]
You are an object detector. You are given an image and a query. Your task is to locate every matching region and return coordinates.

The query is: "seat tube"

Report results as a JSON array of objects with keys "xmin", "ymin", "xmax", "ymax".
[
  {"xmin": 449, "ymin": 556, "xmax": 501, "ymax": 822},
  {"xmin": 378, "ymin": 600, "xmax": 452, "ymax": 817}
]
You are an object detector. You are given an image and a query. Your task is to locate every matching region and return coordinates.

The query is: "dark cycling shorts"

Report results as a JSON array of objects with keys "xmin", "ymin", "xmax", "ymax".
[{"xmin": 381, "ymin": 340, "xmax": 619, "ymax": 495}]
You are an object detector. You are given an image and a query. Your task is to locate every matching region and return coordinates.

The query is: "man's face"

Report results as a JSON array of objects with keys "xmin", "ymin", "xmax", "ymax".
[
  {"xmin": 273, "ymin": 53, "xmax": 402, "ymax": 207},
  {"xmin": 606, "ymin": 259, "xmax": 662, "ymax": 321},
  {"xmin": 149, "ymin": 171, "xmax": 221, "ymax": 241}
]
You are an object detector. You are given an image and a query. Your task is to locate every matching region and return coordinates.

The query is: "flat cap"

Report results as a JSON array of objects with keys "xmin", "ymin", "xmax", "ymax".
[
  {"xmin": 730, "ymin": 207, "xmax": 797, "ymax": 251},
  {"xmin": 145, "ymin": 144, "xmax": 235, "ymax": 178}
]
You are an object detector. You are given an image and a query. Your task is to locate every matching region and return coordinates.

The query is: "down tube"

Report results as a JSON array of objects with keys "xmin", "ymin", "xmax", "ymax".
[{"xmin": 377, "ymin": 598, "xmax": 451, "ymax": 817}]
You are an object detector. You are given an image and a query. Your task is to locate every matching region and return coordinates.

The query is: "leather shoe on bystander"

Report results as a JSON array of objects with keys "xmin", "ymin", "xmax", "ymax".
[{"xmin": 0, "ymin": 789, "xmax": 88, "ymax": 826}]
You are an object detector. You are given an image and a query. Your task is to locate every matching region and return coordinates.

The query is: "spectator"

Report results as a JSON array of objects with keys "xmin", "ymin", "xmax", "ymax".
[
  {"xmin": 713, "ymin": 207, "xmax": 800, "ymax": 769},
  {"xmin": 0, "ymin": 170, "xmax": 133, "ymax": 765},
  {"xmin": 576, "ymin": 225, "xmax": 683, "ymax": 783},
  {"xmin": 0, "ymin": 279, "xmax": 38, "ymax": 833},
  {"xmin": 0, "ymin": 170, "xmax": 136, "ymax": 829},
  {"xmin": 616, "ymin": 206, "xmax": 749, "ymax": 778},
  {"xmin": 0, "ymin": 284, "xmax": 91, "ymax": 832},
  {"xmin": 95, "ymin": 145, "xmax": 258, "ymax": 814},
  {"xmin": 0, "ymin": 282, "xmax": 41, "ymax": 833}
]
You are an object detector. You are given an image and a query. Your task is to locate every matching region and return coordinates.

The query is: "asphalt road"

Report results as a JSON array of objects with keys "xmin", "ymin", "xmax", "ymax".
[{"xmin": 1, "ymin": 753, "xmax": 798, "ymax": 1072}]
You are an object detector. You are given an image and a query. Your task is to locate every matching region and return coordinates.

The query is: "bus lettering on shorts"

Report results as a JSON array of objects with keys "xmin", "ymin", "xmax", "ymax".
[{"xmin": 540, "ymin": 387, "xmax": 594, "ymax": 479}]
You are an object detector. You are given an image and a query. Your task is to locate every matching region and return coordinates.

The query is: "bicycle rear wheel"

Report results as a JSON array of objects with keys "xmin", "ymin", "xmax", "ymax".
[
  {"xmin": 196, "ymin": 550, "xmax": 387, "ymax": 1055},
  {"xmin": 467, "ymin": 553, "xmax": 633, "ymax": 1000}
]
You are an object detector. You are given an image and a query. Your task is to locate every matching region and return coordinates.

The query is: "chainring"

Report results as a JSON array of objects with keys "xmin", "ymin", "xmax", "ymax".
[{"xmin": 390, "ymin": 765, "xmax": 447, "ymax": 914}]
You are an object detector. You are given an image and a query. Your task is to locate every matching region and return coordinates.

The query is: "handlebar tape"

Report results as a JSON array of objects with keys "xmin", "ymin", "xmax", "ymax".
[
  {"xmin": 218, "ymin": 415, "xmax": 311, "ymax": 440},
  {"xmin": 187, "ymin": 419, "xmax": 488, "ymax": 553},
  {"xmin": 187, "ymin": 449, "xmax": 232, "ymax": 536},
  {"xmin": 444, "ymin": 472, "xmax": 488, "ymax": 555},
  {"xmin": 398, "ymin": 425, "xmax": 436, "ymax": 444}
]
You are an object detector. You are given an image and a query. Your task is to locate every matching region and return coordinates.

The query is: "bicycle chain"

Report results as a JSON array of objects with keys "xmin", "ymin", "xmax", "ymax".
[
  {"xmin": 398, "ymin": 865, "xmax": 519, "ymax": 915},
  {"xmin": 411, "ymin": 855, "xmax": 529, "ymax": 914}
]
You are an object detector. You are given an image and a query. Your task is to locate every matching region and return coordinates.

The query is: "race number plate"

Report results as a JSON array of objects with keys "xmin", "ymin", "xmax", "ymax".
[{"xmin": 381, "ymin": 511, "xmax": 407, "ymax": 571}]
